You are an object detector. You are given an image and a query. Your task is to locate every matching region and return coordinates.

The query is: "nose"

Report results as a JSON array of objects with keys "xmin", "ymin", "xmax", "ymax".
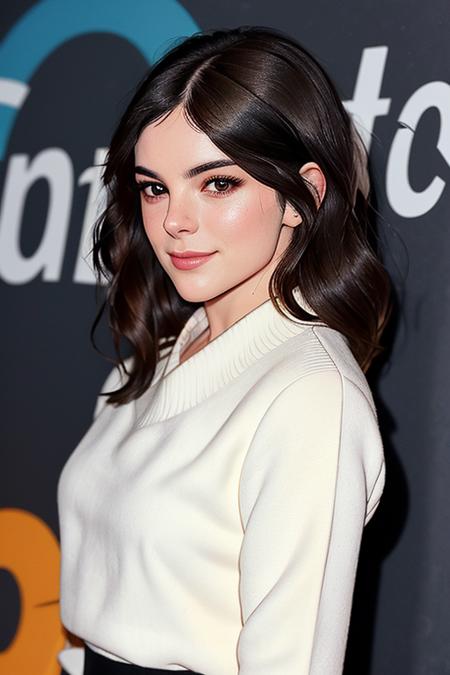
[{"xmin": 163, "ymin": 196, "xmax": 198, "ymax": 237}]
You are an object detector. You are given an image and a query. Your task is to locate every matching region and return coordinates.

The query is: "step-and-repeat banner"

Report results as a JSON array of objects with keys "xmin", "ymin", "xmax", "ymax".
[{"xmin": 1, "ymin": 1, "xmax": 449, "ymax": 673}]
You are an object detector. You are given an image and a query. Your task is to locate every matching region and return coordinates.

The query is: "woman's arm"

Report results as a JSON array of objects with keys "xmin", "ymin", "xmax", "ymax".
[
  {"xmin": 56, "ymin": 358, "xmax": 132, "ymax": 675},
  {"xmin": 237, "ymin": 370, "xmax": 385, "ymax": 675}
]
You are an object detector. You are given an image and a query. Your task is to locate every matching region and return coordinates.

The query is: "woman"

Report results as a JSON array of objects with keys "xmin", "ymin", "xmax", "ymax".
[{"xmin": 57, "ymin": 25, "xmax": 393, "ymax": 675}]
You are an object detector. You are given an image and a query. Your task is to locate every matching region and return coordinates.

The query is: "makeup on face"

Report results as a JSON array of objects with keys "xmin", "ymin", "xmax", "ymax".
[{"xmin": 133, "ymin": 105, "xmax": 292, "ymax": 310}]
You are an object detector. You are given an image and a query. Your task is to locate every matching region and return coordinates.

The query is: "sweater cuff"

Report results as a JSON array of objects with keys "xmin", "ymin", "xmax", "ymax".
[{"xmin": 57, "ymin": 645, "xmax": 84, "ymax": 675}]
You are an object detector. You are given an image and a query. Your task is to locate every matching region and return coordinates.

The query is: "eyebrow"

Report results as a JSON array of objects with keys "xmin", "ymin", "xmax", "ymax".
[{"xmin": 134, "ymin": 159, "xmax": 237, "ymax": 181}]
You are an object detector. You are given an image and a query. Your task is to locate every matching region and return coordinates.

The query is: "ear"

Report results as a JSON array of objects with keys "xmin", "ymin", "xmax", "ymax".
[{"xmin": 282, "ymin": 161, "xmax": 327, "ymax": 227}]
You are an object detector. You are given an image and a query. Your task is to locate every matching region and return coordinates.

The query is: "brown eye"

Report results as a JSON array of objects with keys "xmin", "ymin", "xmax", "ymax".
[
  {"xmin": 144, "ymin": 183, "xmax": 165, "ymax": 198},
  {"xmin": 212, "ymin": 179, "xmax": 230, "ymax": 191},
  {"xmin": 204, "ymin": 175, "xmax": 243, "ymax": 196},
  {"xmin": 135, "ymin": 181, "xmax": 166, "ymax": 201}
]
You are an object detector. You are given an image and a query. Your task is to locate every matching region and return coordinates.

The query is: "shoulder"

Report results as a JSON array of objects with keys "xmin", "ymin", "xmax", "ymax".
[
  {"xmin": 309, "ymin": 324, "xmax": 377, "ymax": 415},
  {"xmin": 265, "ymin": 323, "xmax": 377, "ymax": 421},
  {"xmin": 92, "ymin": 354, "xmax": 135, "ymax": 419},
  {"xmin": 259, "ymin": 323, "xmax": 382, "ymax": 457},
  {"xmin": 241, "ymin": 329, "xmax": 385, "ymax": 507},
  {"xmin": 263, "ymin": 366, "xmax": 382, "ymax": 467},
  {"xmin": 97, "ymin": 338, "xmax": 174, "ymax": 393},
  {"xmin": 240, "ymin": 376, "xmax": 385, "ymax": 530},
  {"xmin": 92, "ymin": 336, "xmax": 175, "ymax": 419}
]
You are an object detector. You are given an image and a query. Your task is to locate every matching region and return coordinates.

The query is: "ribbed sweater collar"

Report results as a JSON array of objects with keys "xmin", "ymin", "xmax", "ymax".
[{"xmin": 135, "ymin": 286, "xmax": 327, "ymax": 426}]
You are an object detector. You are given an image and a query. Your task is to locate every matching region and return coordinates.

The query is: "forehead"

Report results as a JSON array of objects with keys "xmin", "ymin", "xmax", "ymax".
[{"xmin": 134, "ymin": 105, "xmax": 229, "ymax": 166}]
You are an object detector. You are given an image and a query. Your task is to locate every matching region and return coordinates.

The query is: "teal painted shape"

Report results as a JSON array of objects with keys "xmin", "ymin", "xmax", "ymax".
[{"xmin": 0, "ymin": 0, "xmax": 200, "ymax": 158}]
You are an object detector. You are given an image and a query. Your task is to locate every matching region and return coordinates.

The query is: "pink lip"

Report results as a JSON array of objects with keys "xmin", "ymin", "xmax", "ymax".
[
  {"xmin": 169, "ymin": 249, "xmax": 214, "ymax": 257},
  {"xmin": 169, "ymin": 251, "xmax": 216, "ymax": 270}
]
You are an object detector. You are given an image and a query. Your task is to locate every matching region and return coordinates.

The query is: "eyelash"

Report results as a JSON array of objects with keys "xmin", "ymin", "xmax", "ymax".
[{"xmin": 135, "ymin": 174, "xmax": 243, "ymax": 202}]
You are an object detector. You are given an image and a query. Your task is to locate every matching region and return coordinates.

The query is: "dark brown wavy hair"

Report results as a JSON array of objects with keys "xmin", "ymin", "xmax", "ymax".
[{"xmin": 91, "ymin": 25, "xmax": 393, "ymax": 406}]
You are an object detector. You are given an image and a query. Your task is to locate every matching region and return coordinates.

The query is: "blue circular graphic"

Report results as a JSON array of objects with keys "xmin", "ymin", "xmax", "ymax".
[{"xmin": 0, "ymin": 0, "xmax": 200, "ymax": 159}]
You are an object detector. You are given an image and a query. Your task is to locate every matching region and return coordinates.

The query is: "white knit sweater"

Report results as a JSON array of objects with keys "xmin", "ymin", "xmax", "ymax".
[{"xmin": 57, "ymin": 288, "xmax": 385, "ymax": 675}]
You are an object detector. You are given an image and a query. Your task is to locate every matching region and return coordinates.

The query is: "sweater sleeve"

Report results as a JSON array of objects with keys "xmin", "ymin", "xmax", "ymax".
[
  {"xmin": 57, "ymin": 640, "xmax": 84, "ymax": 675},
  {"xmin": 236, "ymin": 370, "xmax": 385, "ymax": 675},
  {"xmin": 57, "ymin": 358, "xmax": 133, "ymax": 675}
]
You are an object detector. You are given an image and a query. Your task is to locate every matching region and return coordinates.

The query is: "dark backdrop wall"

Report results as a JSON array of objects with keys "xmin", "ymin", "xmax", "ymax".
[{"xmin": 1, "ymin": 1, "xmax": 449, "ymax": 674}]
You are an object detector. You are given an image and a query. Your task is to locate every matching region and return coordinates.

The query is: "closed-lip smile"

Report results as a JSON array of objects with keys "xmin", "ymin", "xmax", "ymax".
[
  {"xmin": 169, "ymin": 250, "xmax": 217, "ymax": 270},
  {"xmin": 169, "ymin": 250, "xmax": 215, "ymax": 258}
]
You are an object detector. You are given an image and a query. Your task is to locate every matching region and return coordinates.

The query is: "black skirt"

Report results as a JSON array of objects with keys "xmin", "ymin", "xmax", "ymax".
[{"xmin": 82, "ymin": 644, "xmax": 206, "ymax": 675}]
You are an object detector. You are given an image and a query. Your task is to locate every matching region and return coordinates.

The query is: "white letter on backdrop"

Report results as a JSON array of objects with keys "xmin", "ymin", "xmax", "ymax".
[
  {"xmin": 343, "ymin": 46, "xmax": 391, "ymax": 152},
  {"xmin": 0, "ymin": 149, "xmax": 73, "ymax": 284},
  {"xmin": 386, "ymin": 81, "xmax": 450, "ymax": 218},
  {"xmin": 74, "ymin": 147, "xmax": 108, "ymax": 285}
]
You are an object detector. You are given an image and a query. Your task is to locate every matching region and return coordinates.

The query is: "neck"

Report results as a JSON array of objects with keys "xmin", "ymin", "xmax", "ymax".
[
  {"xmin": 135, "ymin": 288, "xmax": 327, "ymax": 427},
  {"xmin": 200, "ymin": 234, "xmax": 292, "ymax": 340},
  {"xmin": 201, "ymin": 283, "xmax": 277, "ymax": 342}
]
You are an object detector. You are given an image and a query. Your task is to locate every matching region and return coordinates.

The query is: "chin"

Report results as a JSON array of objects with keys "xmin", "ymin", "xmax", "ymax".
[{"xmin": 171, "ymin": 281, "xmax": 215, "ymax": 304}]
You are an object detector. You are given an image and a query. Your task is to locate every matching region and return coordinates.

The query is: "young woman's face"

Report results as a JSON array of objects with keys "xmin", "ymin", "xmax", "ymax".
[{"xmin": 134, "ymin": 104, "xmax": 296, "ymax": 304}]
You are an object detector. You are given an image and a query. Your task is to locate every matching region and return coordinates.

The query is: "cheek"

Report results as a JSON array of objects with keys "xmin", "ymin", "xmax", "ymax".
[
  {"xmin": 215, "ymin": 193, "xmax": 281, "ymax": 250},
  {"xmin": 139, "ymin": 209, "xmax": 170, "ymax": 271},
  {"xmin": 140, "ymin": 205, "xmax": 163, "ymax": 247}
]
